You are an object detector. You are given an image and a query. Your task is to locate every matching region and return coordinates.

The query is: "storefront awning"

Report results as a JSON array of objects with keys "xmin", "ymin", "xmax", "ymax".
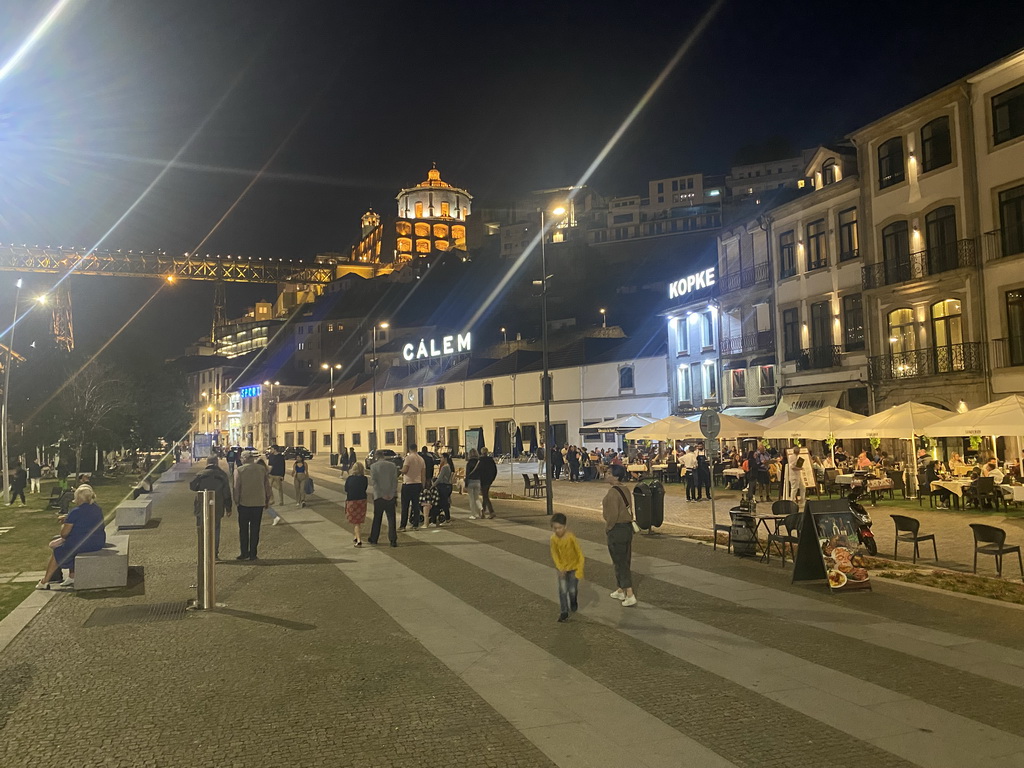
[
  {"xmin": 721, "ymin": 406, "xmax": 772, "ymax": 419},
  {"xmin": 775, "ymin": 391, "xmax": 842, "ymax": 414}
]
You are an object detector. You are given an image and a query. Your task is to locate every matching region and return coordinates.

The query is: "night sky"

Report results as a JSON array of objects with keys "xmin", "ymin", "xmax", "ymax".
[{"xmin": 0, "ymin": 0, "xmax": 1021, "ymax": 358}]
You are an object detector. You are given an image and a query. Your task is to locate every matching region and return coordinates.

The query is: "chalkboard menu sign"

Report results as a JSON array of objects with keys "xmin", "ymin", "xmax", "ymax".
[{"xmin": 792, "ymin": 500, "xmax": 872, "ymax": 592}]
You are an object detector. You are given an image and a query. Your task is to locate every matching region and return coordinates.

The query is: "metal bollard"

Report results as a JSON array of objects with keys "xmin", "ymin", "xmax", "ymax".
[{"xmin": 196, "ymin": 490, "xmax": 217, "ymax": 609}]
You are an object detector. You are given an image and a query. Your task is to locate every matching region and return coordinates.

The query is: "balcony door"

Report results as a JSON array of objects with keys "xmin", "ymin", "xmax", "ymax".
[
  {"xmin": 882, "ymin": 221, "xmax": 910, "ymax": 285},
  {"xmin": 931, "ymin": 299, "xmax": 964, "ymax": 372},
  {"xmin": 887, "ymin": 308, "xmax": 916, "ymax": 378},
  {"xmin": 925, "ymin": 206, "xmax": 958, "ymax": 274}
]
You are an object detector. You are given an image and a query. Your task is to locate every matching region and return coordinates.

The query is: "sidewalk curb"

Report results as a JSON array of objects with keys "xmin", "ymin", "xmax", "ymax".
[{"xmin": 0, "ymin": 589, "xmax": 55, "ymax": 655}]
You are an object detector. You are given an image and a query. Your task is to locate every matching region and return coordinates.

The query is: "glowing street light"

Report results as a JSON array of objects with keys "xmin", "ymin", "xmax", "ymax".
[{"xmin": 600, "ymin": 308, "xmax": 607, "ymax": 328}]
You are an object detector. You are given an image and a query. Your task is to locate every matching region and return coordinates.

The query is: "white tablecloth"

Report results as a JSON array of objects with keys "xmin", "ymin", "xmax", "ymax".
[
  {"xmin": 930, "ymin": 480, "xmax": 972, "ymax": 497},
  {"xmin": 723, "ymin": 468, "xmax": 745, "ymax": 477}
]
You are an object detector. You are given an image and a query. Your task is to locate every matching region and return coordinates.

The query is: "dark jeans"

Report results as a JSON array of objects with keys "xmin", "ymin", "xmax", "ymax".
[
  {"xmin": 429, "ymin": 483, "xmax": 452, "ymax": 524},
  {"xmin": 557, "ymin": 571, "xmax": 579, "ymax": 615},
  {"xmin": 9, "ymin": 486, "xmax": 25, "ymax": 504},
  {"xmin": 607, "ymin": 522, "xmax": 634, "ymax": 590},
  {"xmin": 195, "ymin": 514, "xmax": 222, "ymax": 558},
  {"xmin": 481, "ymin": 483, "xmax": 495, "ymax": 517},
  {"xmin": 756, "ymin": 469, "xmax": 771, "ymax": 500},
  {"xmin": 369, "ymin": 497, "xmax": 397, "ymax": 545},
  {"xmin": 237, "ymin": 505, "xmax": 263, "ymax": 558},
  {"xmin": 697, "ymin": 468, "xmax": 712, "ymax": 499},
  {"xmin": 401, "ymin": 484, "xmax": 423, "ymax": 528},
  {"xmin": 568, "ymin": 462, "xmax": 580, "ymax": 482},
  {"xmin": 553, "ymin": 462, "xmax": 563, "ymax": 479},
  {"xmin": 685, "ymin": 471, "xmax": 696, "ymax": 500}
]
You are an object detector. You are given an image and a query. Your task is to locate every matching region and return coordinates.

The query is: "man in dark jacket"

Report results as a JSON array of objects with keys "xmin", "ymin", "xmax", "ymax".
[
  {"xmin": 190, "ymin": 457, "xmax": 233, "ymax": 560},
  {"xmin": 8, "ymin": 463, "xmax": 27, "ymax": 506},
  {"xmin": 420, "ymin": 446, "xmax": 436, "ymax": 483},
  {"xmin": 478, "ymin": 448, "xmax": 498, "ymax": 519}
]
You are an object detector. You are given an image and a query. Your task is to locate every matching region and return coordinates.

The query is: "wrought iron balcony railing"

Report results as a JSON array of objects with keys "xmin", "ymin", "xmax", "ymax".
[
  {"xmin": 720, "ymin": 330, "xmax": 775, "ymax": 355},
  {"xmin": 719, "ymin": 262, "xmax": 771, "ymax": 293},
  {"xmin": 795, "ymin": 345, "xmax": 843, "ymax": 371},
  {"xmin": 862, "ymin": 238, "xmax": 978, "ymax": 289},
  {"xmin": 868, "ymin": 342, "xmax": 984, "ymax": 381}
]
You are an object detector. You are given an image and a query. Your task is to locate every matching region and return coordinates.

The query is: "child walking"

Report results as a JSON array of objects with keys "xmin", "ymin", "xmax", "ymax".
[{"xmin": 549, "ymin": 513, "xmax": 585, "ymax": 623}]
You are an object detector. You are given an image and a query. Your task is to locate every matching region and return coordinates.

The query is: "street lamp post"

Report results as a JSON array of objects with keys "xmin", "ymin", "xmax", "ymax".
[
  {"xmin": 321, "ymin": 363, "xmax": 341, "ymax": 463},
  {"xmin": 263, "ymin": 380, "xmax": 280, "ymax": 446},
  {"xmin": 539, "ymin": 206, "xmax": 565, "ymax": 516},
  {"xmin": 600, "ymin": 308, "xmax": 607, "ymax": 328},
  {"xmin": 370, "ymin": 321, "xmax": 389, "ymax": 453},
  {"xmin": 1, "ymin": 279, "xmax": 23, "ymax": 505}
]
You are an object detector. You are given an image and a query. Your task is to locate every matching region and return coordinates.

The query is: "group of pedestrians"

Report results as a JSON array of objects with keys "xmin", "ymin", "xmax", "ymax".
[{"xmin": 681, "ymin": 444, "xmax": 713, "ymax": 501}]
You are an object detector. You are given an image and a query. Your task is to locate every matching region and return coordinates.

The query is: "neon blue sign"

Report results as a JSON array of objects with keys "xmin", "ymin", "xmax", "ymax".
[{"xmin": 239, "ymin": 385, "xmax": 262, "ymax": 398}]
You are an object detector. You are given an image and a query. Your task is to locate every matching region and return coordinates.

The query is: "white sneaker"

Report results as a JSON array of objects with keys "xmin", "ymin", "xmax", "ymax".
[
  {"xmin": 469, "ymin": 515, "xmax": 479, "ymax": 520},
  {"xmin": 610, "ymin": 589, "xmax": 626, "ymax": 600},
  {"xmin": 622, "ymin": 595, "xmax": 637, "ymax": 607},
  {"xmin": 272, "ymin": 517, "xmax": 282, "ymax": 526},
  {"xmin": 58, "ymin": 578, "xmax": 74, "ymax": 588}
]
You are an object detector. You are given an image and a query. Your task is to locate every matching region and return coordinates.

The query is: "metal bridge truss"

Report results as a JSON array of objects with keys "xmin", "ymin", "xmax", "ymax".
[{"xmin": 0, "ymin": 245, "xmax": 334, "ymax": 284}]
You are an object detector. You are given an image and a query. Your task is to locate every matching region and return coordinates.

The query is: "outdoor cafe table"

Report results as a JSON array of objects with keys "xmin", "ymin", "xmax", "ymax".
[
  {"xmin": 754, "ymin": 513, "xmax": 789, "ymax": 563},
  {"xmin": 723, "ymin": 468, "xmax": 745, "ymax": 478},
  {"xmin": 626, "ymin": 464, "xmax": 648, "ymax": 480},
  {"xmin": 837, "ymin": 474, "xmax": 895, "ymax": 506},
  {"xmin": 930, "ymin": 478, "xmax": 972, "ymax": 509}
]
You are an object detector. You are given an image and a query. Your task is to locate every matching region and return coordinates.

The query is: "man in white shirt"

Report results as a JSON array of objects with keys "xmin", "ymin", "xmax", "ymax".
[
  {"xmin": 786, "ymin": 444, "xmax": 813, "ymax": 512},
  {"xmin": 400, "ymin": 447, "xmax": 426, "ymax": 531},
  {"xmin": 681, "ymin": 447, "xmax": 698, "ymax": 502}
]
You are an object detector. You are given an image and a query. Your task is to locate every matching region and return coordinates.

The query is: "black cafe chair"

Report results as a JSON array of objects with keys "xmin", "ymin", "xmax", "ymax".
[
  {"xmin": 891, "ymin": 514, "xmax": 937, "ymax": 564},
  {"xmin": 766, "ymin": 511, "xmax": 802, "ymax": 566},
  {"xmin": 969, "ymin": 524, "xmax": 1023, "ymax": 579}
]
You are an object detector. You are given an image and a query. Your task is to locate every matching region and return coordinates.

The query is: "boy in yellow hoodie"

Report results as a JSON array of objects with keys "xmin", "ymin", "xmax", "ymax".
[{"xmin": 550, "ymin": 513, "xmax": 585, "ymax": 622}]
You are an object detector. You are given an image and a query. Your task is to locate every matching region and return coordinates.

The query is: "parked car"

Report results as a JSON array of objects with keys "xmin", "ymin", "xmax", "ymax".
[
  {"xmin": 366, "ymin": 449, "xmax": 402, "ymax": 469},
  {"xmin": 282, "ymin": 446, "xmax": 313, "ymax": 460}
]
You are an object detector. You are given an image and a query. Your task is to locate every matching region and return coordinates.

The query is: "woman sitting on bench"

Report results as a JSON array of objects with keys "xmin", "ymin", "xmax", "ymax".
[{"xmin": 35, "ymin": 485, "xmax": 106, "ymax": 590}]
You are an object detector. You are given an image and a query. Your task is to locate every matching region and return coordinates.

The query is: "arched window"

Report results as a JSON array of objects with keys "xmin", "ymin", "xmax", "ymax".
[
  {"xmin": 436, "ymin": 388, "xmax": 446, "ymax": 410},
  {"xmin": 397, "ymin": 237, "xmax": 412, "ymax": 253},
  {"xmin": 414, "ymin": 222, "xmax": 430, "ymax": 237},
  {"xmin": 877, "ymin": 137, "xmax": 905, "ymax": 189},
  {"xmin": 415, "ymin": 239, "xmax": 431, "ymax": 253},
  {"xmin": 931, "ymin": 299, "xmax": 964, "ymax": 372},
  {"xmin": 360, "ymin": 397, "xmax": 367, "ymax": 416},
  {"xmin": 433, "ymin": 223, "xmax": 449, "ymax": 238},
  {"xmin": 822, "ymin": 158, "xmax": 838, "ymax": 186},
  {"xmin": 619, "ymin": 366, "xmax": 635, "ymax": 390},
  {"xmin": 881, "ymin": 221, "xmax": 910, "ymax": 285},
  {"xmin": 434, "ymin": 240, "xmax": 450, "ymax": 251},
  {"xmin": 921, "ymin": 116, "xmax": 952, "ymax": 173},
  {"xmin": 395, "ymin": 221, "xmax": 412, "ymax": 236},
  {"xmin": 451, "ymin": 225, "xmax": 466, "ymax": 244},
  {"xmin": 393, "ymin": 393, "xmax": 403, "ymax": 413},
  {"xmin": 440, "ymin": 201, "xmax": 451, "ymax": 217},
  {"xmin": 483, "ymin": 382, "xmax": 494, "ymax": 406}
]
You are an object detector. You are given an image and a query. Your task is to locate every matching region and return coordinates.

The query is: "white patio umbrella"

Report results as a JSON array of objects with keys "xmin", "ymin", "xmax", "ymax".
[
  {"xmin": 832, "ymin": 401, "xmax": 952, "ymax": 497},
  {"xmin": 624, "ymin": 415, "xmax": 692, "ymax": 442},
  {"xmin": 757, "ymin": 409, "xmax": 805, "ymax": 430},
  {"xmin": 683, "ymin": 413, "xmax": 764, "ymax": 439},
  {"xmin": 763, "ymin": 405, "xmax": 865, "ymax": 468},
  {"xmin": 925, "ymin": 395, "xmax": 1024, "ymax": 464},
  {"xmin": 583, "ymin": 414, "xmax": 657, "ymax": 433}
]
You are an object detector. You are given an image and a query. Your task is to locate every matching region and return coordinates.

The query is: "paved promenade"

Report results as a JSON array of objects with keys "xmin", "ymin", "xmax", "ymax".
[{"xmin": 0, "ymin": 460, "xmax": 1023, "ymax": 767}]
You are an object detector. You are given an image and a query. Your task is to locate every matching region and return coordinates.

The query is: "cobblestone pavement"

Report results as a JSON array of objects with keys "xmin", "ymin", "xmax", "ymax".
[{"xmin": 0, "ymin": 461, "xmax": 1022, "ymax": 767}]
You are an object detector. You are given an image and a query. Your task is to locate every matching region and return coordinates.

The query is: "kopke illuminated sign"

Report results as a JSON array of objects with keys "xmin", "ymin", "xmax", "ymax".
[
  {"xmin": 238, "ymin": 385, "xmax": 261, "ymax": 399},
  {"xmin": 668, "ymin": 267, "xmax": 716, "ymax": 300},
  {"xmin": 403, "ymin": 333, "xmax": 471, "ymax": 361}
]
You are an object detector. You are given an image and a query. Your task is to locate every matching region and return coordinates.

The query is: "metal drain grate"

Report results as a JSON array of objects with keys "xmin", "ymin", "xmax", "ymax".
[{"xmin": 84, "ymin": 600, "xmax": 190, "ymax": 628}]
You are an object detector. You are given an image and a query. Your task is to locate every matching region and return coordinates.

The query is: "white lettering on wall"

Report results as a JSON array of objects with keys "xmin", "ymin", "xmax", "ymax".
[
  {"xmin": 402, "ymin": 333, "xmax": 473, "ymax": 361},
  {"xmin": 668, "ymin": 266, "xmax": 716, "ymax": 300}
]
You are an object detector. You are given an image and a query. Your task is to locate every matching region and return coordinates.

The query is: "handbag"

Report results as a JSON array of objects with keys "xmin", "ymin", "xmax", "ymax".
[{"xmin": 303, "ymin": 477, "xmax": 314, "ymax": 495}]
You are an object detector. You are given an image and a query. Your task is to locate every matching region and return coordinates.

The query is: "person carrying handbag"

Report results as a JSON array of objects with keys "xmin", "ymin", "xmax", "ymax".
[{"xmin": 603, "ymin": 464, "xmax": 638, "ymax": 607}]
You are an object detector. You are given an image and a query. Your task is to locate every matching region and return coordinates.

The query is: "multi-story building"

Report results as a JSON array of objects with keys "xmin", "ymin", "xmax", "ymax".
[
  {"xmin": 274, "ymin": 330, "xmax": 669, "ymax": 457},
  {"xmin": 726, "ymin": 156, "xmax": 806, "ymax": 200},
  {"xmin": 663, "ymin": 264, "xmax": 720, "ymax": 415},
  {"xmin": 973, "ymin": 49, "xmax": 1024, "ymax": 403},
  {"xmin": 183, "ymin": 357, "xmax": 245, "ymax": 451},
  {"xmin": 851, "ymin": 81, "xmax": 987, "ymax": 412},
  {"xmin": 770, "ymin": 146, "xmax": 869, "ymax": 415}
]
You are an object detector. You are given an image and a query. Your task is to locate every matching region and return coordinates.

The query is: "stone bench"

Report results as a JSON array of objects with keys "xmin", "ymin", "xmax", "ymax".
[
  {"xmin": 115, "ymin": 498, "xmax": 152, "ymax": 529},
  {"xmin": 74, "ymin": 535, "xmax": 129, "ymax": 590},
  {"xmin": 156, "ymin": 470, "xmax": 179, "ymax": 484}
]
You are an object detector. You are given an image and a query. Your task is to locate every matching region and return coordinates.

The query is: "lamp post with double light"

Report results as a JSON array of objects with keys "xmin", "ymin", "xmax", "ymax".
[
  {"xmin": 537, "ymin": 205, "xmax": 565, "ymax": 516},
  {"xmin": 321, "ymin": 363, "xmax": 341, "ymax": 463},
  {"xmin": 370, "ymin": 321, "xmax": 389, "ymax": 453}
]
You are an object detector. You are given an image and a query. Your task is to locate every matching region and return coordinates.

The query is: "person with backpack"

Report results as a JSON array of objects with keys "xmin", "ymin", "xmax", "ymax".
[
  {"xmin": 603, "ymin": 464, "xmax": 637, "ymax": 607},
  {"xmin": 478, "ymin": 447, "xmax": 498, "ymax": 519}
]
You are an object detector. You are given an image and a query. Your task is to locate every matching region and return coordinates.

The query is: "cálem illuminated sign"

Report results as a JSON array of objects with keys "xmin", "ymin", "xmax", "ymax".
[
  {"xmin": 238, "ymin": 385, "xmax": 262, "ymax": 398},
  {"xmin": 402, "ymin": 333, "xmax": 471, "ymax": 361},
  {"xmin": 668, "ymin": 266, "xmax": 716, "ymax": 300}
]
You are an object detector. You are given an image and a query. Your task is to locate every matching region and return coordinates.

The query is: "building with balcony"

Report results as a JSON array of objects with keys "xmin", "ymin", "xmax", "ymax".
[
  {"xmin": 663, "ymin": 264, "xmax": 721, "ymax": 415},
  {"xmin": 972, "ymin": 49, "xmax": 1024, "ymax": 404},
  {"xmin": 850, "ymin": 80, "xmax": 987, "ymax": 412},
  {"xmin": 770, "ymin": 146, "xmax": 869, "ymax": 415},
  {"xmin": 716, "ymin": 214, "xmax": 777, "ymax": 418}
]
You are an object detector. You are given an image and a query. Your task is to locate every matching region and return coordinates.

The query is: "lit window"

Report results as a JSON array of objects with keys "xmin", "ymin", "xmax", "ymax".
[
  {"xmin": 440, "ymin": 201, "xmax": 450, "ymax": 217},
  {"xmin": 434, "ymin": 240, "xmax": 450, "ymax": 251},
  {"xmin": 416, "ymin": 239, "xmax": 431, "ymax": 253},
  {"xmin": 396, "ymin": 221, "xmax": 412, "ymax": 236},
  {"xmin": 414, "ymin": 222, "xmax": 430, "ymax": 237},
  {"xmin": 415, "ymin": 202, "xmax": 423, "ymax": 218},
  {"xmin": 397, "ymin": 237, "xmax": 412, "ymax": 252},
  {"xmin": 433, "ymin": 223, "xmax": 449, "ymax": 238},
  {"xmin": 451, "ymin": 225, "xmax": 466, "ymax": 245}
]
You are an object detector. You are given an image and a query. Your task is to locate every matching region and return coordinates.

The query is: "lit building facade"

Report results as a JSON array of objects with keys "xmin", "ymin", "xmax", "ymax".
[
  {"xmin": 663, "ymin": 266, "xmax": 720, "ymax": 414},
  {"xmin": 394, "ymin": 165, "xmax": 472, "ymax": 261}
]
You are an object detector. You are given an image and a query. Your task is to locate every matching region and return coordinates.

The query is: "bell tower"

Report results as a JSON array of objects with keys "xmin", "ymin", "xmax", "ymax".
[{"xmin": 394, "ymin": 165, "xmax": 472, "ymax": 260}]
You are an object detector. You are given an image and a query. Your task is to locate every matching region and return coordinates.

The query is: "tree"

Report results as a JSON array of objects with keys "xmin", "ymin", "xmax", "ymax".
[{"xmin": 49, "ymin": 362, "xmax": 125, "ymax": 473}]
